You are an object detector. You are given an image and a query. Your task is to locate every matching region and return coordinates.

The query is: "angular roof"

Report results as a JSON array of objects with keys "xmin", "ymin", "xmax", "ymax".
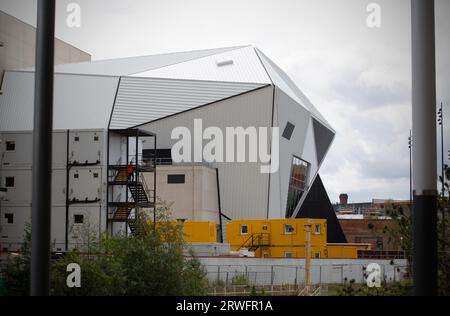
[
  {"xmin": 5, "ymin": 46, "xmax": 333, "ymax": 134},
  {"xmin": 19, "ymin": 46, "xmax": 245, "ymax": 76}
]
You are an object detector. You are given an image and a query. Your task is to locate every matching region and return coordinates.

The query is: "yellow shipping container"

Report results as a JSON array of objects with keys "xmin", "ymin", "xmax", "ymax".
[
  {"xmin": 182, "ymin": 221, "xmax": 217, "ymax": 243},
  {"xmin": 327, "ymin": 244, "xmax": 358, "ymax": 259},
  {"xmin": 226, "ymin": 218, "xmax": 327, "ymax": 258}
]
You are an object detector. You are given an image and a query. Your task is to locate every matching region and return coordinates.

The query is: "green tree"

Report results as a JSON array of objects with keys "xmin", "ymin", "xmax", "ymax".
[
  {"xmin": 382, "ymin": 164, "xmax": 450, "ymax": 295},
  {"xmin": 0, "ymin": 224, "xmax": 31, "ymax": 296},
  {"xmin": 1, "ymin": 204, "xmax": 208, "ymax": 296}
]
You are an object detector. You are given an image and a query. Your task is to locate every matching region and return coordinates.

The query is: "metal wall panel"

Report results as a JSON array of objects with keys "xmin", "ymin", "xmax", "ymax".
[
  {"xmin": 140, "ymin": 86, "xmax": 273, "ymax": 220},
  {"xmin": 110, "ymin": 76, "xmax": 266, "ymax": 129},
  {"xmin": 31, "ymin": 46, "xmax": 244, "ymax": 76},
  {"xmin": 290, "ymin": 118, "xmax": 320, "ymax": 217},
  {"xmin": 0, "ymin": 131, "xmax": 67, "ymax": 168},
  {"xmin": 255, "ymin": 48, "xmax": 334, "ymax": 132},
  {"xmin": 68, "ymin": 206, "xmax": 102, "ymax": 250},
  {"xmin": 0, "ymin": 71, "xmax": 119, "ymax": 131},
  {"xmin": 69, "ymin": 130, "xmax": 104, "ymax": 164},
  {"xmin": 268, "ymin": 88, "xmax": 311, "ymax": 219},
  {"xmin": 1, "ymin": 169, "xmax": 32, "ymax": 204},
  {"xmin": 134, "ymin": 46, "xmax": 271, "ymax": 84},
  {"xmin": 0, "ymin": 206, "xmax": 31, "ymax": 251},
  {"xmin": 1, "ymin": 132, "xmax": 34, "ymax": 166},
  {"xmin": 69, "ymin": 167, "xmax": 102, "ymax": 202}
]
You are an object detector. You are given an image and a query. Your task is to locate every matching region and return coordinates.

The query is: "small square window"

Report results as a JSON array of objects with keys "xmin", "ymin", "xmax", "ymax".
[
  {"xmin": 93, "ymin": 173, "xmax": 99, "ymax": 178},
  {"xmin": 285, "ymin": 252, "xmax": 293, "ymax": 258},
  {"xmin": 284, "ymin": 224, "xmax": 294, "ymax": 234},
  {"xmin": 5, "ymin": 177, "xmax": 14, "ymax": 187},
  {"xmin": 314, "ymin": 252, "xmax": 321, "ymax": 258},
  {"xmin": 167, "ymin": 174, "xmax": 185, "ymax": 184},
  {"xmin": 262, "ymin": 225, "xmax": 268, "ymax": 231},
  {"xmin": 240, "ymin": 224, "xmax": 248, "ymax": 235},
  {"xmin": 94, "ymin": 135, "xmax": 99, "ymax": 141},
  {"xmin": 74, "ymin": 214, "xmax": 84, "ymax": 224},
  {"xmin": 5, "ymin": 213, "xmax": 14, "ymax": 224},
  {"xmin": 74, "ymin": 136, "xmax": 79, "ymax": 142},
  {"xmin": 74, "ymin": 173, "xmax": 79, "ymax": 179},
  {"xmin": 6, "ymin": 141, "xmax": 15, "ymax": 151},
  {"xmin": 282, "ymin": 122, "xmax": 295, "ymax": 140},
  {"xmin": 314, "ymin": 224, "xmax": 321, "ymax": 234}
]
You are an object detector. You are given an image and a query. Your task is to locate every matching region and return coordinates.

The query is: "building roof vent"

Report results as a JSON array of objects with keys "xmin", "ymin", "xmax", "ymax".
[{"xmin": 216, "ymin": 59, "xmax": 234, "ymax": 67}]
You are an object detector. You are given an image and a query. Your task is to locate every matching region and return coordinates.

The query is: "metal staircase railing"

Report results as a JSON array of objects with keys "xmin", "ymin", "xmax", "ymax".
[{"xmin": 239, "ymin": 233, "xmax": 270, "ymax": 252}]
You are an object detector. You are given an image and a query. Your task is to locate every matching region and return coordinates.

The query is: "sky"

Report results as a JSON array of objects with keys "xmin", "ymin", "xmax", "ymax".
[{"xmin": 1, "ymin": 0, "xmax": 449, "ymax": 203}]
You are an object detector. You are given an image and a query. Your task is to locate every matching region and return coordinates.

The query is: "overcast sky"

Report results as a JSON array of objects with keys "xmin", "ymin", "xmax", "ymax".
[{"xmin": 1, "ymin": 0, "xmax": 449, "ymax": 203}]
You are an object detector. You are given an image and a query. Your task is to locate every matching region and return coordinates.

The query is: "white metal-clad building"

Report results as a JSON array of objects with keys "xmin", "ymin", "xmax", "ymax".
[{"xmin": 0, "ymin": 45, "xmax": 334, "ymax": 251}]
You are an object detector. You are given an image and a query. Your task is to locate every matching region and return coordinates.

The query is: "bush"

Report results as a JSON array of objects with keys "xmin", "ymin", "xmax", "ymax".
[
  {"xmin": 336, "ymin": 281, "xmax": 413, "ymax": 296},
  {"xmin": 1, "ymin": 210, "xmax": 208, "ymax": 296}
]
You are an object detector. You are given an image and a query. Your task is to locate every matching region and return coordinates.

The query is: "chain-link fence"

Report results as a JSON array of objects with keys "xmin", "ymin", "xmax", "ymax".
[{"xmin": 204, "ymin": 262, "xmax": 409, "ymax": 291}]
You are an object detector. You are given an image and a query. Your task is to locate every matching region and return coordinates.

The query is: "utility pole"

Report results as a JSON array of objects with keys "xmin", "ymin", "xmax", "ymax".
[
  {"xmin": 30, "ymin": 0, "xmax": 55, "ymax": 296},
  {"xmin": 411, "ymin": 0, "xmax": 438, "ymax": 296},
  {"xmin": 304, "ymin": 223, "xmax": 311, "ymax": 295}
]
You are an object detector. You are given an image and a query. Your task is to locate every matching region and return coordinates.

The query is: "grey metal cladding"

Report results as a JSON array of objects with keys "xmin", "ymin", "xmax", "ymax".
[
  {"xmin": 312, "ymin": 118, "xmax": 335, "ymax": 165},
  {"xmin": 110, "ymin": 76, "xmax": 266, "ymax": 129}
]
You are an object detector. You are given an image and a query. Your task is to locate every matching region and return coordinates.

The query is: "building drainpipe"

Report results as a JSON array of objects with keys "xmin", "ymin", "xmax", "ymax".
[
  {"xmin": 30, "ymin": 0, "xmax": 55, "ymax": 296},
  {"xmin": 216, "ymin": 168, "xmax": 223, "ymax": 243},
  {"xmin": 411, "ymin": 0, "xmax": 438, "ymax": 296}
]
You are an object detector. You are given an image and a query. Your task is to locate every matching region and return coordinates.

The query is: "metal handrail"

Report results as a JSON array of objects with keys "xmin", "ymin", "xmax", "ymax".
[
  {"xmin": 239, "ymin": 233, "xmax": 270, "ymax": 250},
  {"xmin": 139, "ymin": 172, "xmax": 155, "ymax": 203}
]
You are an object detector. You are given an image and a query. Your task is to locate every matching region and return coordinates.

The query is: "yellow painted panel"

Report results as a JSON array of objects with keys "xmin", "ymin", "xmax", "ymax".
[
  {"xmin": 327, "ymin": 245, "xmax": 358, "ymax": 259},
  {"xmin": 183, "ymin": 221, "xmax": 217, "ymax": 243}
]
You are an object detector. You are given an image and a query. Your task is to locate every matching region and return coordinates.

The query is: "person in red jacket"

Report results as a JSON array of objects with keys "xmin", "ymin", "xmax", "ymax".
[{"xmin": 127, "ymin": 160, "xmax": 135, "ymax": 182}]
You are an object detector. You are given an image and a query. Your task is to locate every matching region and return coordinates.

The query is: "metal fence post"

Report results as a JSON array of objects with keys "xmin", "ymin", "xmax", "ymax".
[
  {"xmin": 217, "ymin": 266, "xmax": 220, "ymax": 284},
  {"xmin": 271, "ymin": 265, "xmax": 274, "ymax": 291},
  {"xmin": 319, "ymin": 265, "xmax": 322, "ymax": 285}
]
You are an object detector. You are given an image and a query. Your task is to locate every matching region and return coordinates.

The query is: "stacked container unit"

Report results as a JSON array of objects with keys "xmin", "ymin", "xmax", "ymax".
[{"xmin": 0, "ymin": 129, "xmax": 108, "ymax": 252}]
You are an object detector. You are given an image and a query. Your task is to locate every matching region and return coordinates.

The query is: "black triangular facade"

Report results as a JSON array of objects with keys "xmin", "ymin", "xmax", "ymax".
[{"xmin": 296, "ymin": 174, "xmax": 347, "ymax": 243}]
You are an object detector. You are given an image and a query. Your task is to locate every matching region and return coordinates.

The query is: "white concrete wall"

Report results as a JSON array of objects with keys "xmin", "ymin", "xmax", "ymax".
[
  {"xmin": 144, "ymin": 164, "xmax": 219, "ymax": 222},
  {"xmin": 198, "ymin": 257, "xmax": 408, "ymax": 285}
]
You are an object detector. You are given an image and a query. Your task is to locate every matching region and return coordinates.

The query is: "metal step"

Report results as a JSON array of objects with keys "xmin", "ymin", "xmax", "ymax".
[
  {"xmin": 112, "ymin": 206, "xmax": 131, "ymax": 221},
  {"xmin": 129, "ymin": 184, "xmax": 149, "ymax": 203}
]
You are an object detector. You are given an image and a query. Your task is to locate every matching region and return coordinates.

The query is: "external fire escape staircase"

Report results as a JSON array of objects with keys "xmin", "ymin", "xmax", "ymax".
[
  {"xmin": 239, "ymin": 233, "xmax": 271, "ymax": 254},
  {"xmin": 107, "ymin": 129, "xmax": 157, "ymax": 236},
  {"xmin": 107, "ymin": 163, "xmax": 155, "ymax": 235}
]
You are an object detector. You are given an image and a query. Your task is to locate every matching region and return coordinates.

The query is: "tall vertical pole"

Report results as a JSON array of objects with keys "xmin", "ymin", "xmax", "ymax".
[
  {"xmin": 153, "ymin": 134, "xmax": 157, "ymax": 230},
  {"xmin": 409, "ymin": 129, "xmax": 413, "ymax": 205},
  {"xmin": 438, "ymin": 103, "xmax": 445, "ymax": 249},
  {"xmin": 30, "ymin": 0, "xmax": 55, "ymax": 296},
  {"xmin": 411, "ymin": 0, "xmax": 438, "ymax": 296},
  {"xmin": 135, "ymin": 131, "xmax": 139, "ymax": 224},
  {"xmin": 440, "ymin": 103, "xmax": 444, "ymax": 198},
  {"xmin": 304, "ymin": 224, "xmax": 311, "ymax": 295}
]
